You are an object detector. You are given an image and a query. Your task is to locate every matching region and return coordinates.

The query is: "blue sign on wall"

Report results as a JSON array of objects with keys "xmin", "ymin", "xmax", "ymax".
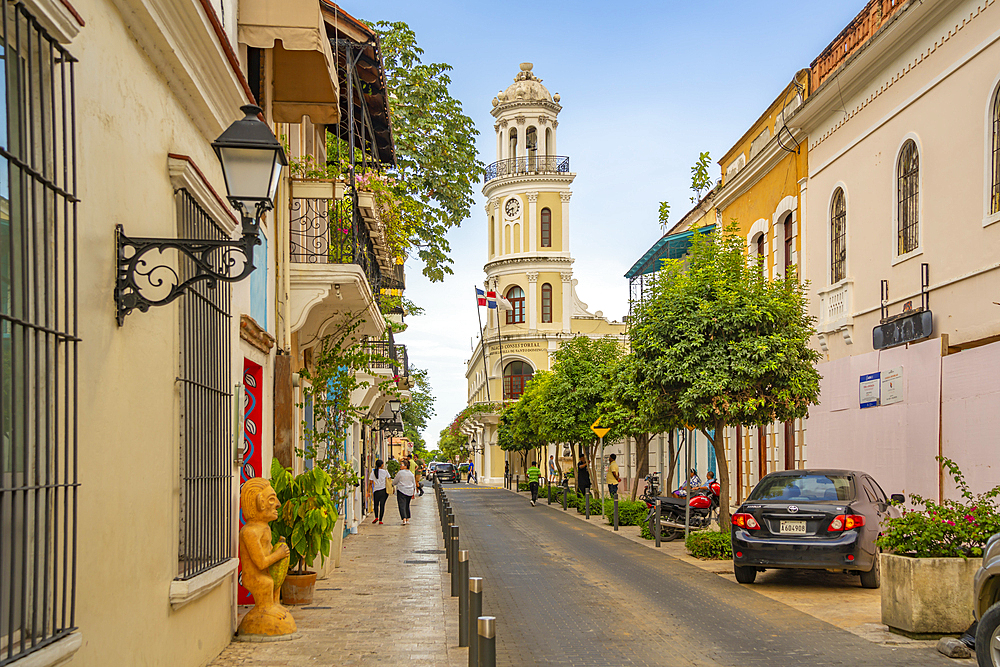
[{"xmin": 859, "ymin": 372, "xmax": 881, "ymax": 409}]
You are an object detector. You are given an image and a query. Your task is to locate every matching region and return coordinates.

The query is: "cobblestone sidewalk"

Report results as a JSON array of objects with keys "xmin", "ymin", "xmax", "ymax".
[{"xmin": 210, "ymin": 487, "xmax": 465, "ymax": 667}]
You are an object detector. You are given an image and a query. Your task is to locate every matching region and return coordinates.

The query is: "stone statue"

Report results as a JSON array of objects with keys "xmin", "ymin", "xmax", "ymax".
[{"xmin": 237, "ymin": 478, "xmax": 296, "ymax": 637}]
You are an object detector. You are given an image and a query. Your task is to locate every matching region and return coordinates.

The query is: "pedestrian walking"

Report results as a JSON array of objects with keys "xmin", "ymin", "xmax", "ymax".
[
  {"xmin": 414, "ymin": 458, "xmax": 425, "ymax": 497},
  {"xmin": 394, "ymin": 460, "xmax": 416, "ymax": 525},
  {"xmin": 369, "ymin": 459, "xmax": 389, "ymax": 525},
  {"xmin": 526, "ymin": 460, "xmax": 541, "ymax": 505},
  {"xmin": 577, "ymin": 456, "xmax": 591, "ymax": 497},
  {"xmin": 548, "ymin": 455, "xmax": 558, "ymax": 482},
  {"xmin": 504, "ymin": 460, "xmax": 509, "ymax": 486},
  {"xmin": 607, "ymin": 453, "xmax": 621, "ymax": 498}
]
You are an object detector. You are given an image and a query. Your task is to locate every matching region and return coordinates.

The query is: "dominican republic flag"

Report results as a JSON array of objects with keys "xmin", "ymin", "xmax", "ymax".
[
  {"xmin": 476, "ymin": 287, "xmax": 487, "ymax": 306},
  {"xmin": 488, "ymin": 291, "xmax": 513, "ymax": 311}
]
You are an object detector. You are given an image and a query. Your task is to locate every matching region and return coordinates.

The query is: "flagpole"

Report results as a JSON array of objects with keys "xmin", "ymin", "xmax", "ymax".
[
  {"xmin": 496, "ymin": 305, "xmax": 505, "ymax": 400},
  {"xmin": 475, "ymin": 288, "xmax": 491, "ymax": 402}
]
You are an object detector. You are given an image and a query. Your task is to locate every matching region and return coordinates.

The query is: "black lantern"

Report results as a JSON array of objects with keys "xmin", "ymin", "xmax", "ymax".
[
  {"xmin": 212, "ymin": 104, "xmax": 288, "ymax": 226},
  {"xmin": 377, "ymin": 398, "xmax": 404, "ymax": 434},
  {"xmin": 115, "ymin": 105, "xmax": 287, "ymax": 324}
]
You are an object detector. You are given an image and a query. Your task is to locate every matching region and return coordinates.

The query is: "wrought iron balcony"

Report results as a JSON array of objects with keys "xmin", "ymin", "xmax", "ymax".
[
  {"xmin": 363, "ymin": 336, "xmax": 409, "ymax": 377},
  {"xmin": 288, "ymin": 178, "xmax": 383, "ymax": 299},
  {"xmin": 484, "ymin": 155, "xmax": 569, "ymax": 182}
]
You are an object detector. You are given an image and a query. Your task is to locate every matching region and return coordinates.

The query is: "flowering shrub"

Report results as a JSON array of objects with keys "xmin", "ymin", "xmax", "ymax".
[{"xmin": 877, "ymin": 457, "xmax": 1000, "ymax": 558}]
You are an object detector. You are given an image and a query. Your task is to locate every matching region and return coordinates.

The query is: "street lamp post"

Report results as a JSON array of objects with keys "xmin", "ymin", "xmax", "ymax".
[{"xmin": 115, "ymin": 104, "xmax": 287, "ymax": 324}]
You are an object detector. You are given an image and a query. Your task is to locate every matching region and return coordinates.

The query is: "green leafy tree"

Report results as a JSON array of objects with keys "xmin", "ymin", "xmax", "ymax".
[
  {"xmin": 437, "ymin": 426, "xmax": 468, "ymax": 464},
  {"xmin": 536, "ymin": 336, "xmax": 624, "ymax": 495},
  {"xmin": 690, "ymin": 151, "xmax": 713, "ymax": 202},
  {"xmin": 370, "ymin": 21, "xmax": 483, "ymax": 281},
  {"xmin": 498, "ymin": 379, "xmax": 547, "ymax": 471},
  {"xmin": 400, "ymin": 367, "xmax": 435, "ymax": 457},
  {"xmin": 601, "ymin": 353, "xmax": 680, "ymax": 500},
  {"xmin": 629, "ymin": 223, "xmax": 821, "ymax": 525},
  {"xmin": 298, "ymin": 316, "xmax": 396, "ymax": 506},
  {"xmin": 658, "ymin": 201, "xmax": 671, "ymax": 232}
]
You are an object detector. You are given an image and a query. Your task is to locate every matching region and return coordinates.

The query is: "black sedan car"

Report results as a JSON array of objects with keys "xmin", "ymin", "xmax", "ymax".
[
  {"xmin": 433, "ymin": 462, "xmax": 459, "ymax": 484},
  {"xmin": 731, "ymin": 469, "xmax": 903, "ymax": 589}
]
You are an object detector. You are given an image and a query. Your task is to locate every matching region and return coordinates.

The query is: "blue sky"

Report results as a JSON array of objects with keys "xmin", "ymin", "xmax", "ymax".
[{"xmin": 360, "ymin": 1, "xmax": 865, "ymax": 447}]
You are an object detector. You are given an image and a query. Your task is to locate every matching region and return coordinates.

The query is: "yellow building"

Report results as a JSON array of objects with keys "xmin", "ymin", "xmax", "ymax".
[
  {"xmin": 462, "ymin": 63, "xmax": 626, "ymax": 484},
  {"xmin": 712, "ymin": 69, "xmax": 811, "ymax": 501},
  {"xmin": 716, "ymin": 70, "xmax": 810, "ymax": 283}
]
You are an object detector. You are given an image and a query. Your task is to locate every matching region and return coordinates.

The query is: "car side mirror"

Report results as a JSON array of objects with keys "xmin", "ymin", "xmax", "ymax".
[{"xmin": 890, "ymin": 493, "xmax": 905, "ymax": 504}]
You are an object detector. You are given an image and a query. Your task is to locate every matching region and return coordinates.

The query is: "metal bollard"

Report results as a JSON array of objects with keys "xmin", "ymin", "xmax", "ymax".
[
  {"xmin": 516, "ymin": 474, "xmax": 519, "ymax": 492},
  {"xmin": 585, "ymin": 494, "xmax": 590, "ymax": 520},
  {"xmin": 449, "ymin": 525, "xmax": 459, "ymax": 588},
  {"xmin": 477, "ymin": 616, "xmax": 496, "ymax": 667},
  {"xmin": 468, "ymin": 578, "xmax": 483, "ymax": 667},
  {"xmin": 614, "ymin": 498, "xmax": 619, "ymax": 531},
  {"xmin": 547, "ymin": 478, "xmax": 552, "ymax": 505},
  {"xmin": 458, "ymin": 550, "xmax": 470, "ymax": 646},
  {"xmin": 655, "ymin": 499, "xmax": 662, "ymax": 548},
  {"xmin": 446, "ymin": 515, "xmax": 455, "ymax": 572},
  {"xmin": 562, "ymin": 486, "xmax": 567, "ymax": 511}
]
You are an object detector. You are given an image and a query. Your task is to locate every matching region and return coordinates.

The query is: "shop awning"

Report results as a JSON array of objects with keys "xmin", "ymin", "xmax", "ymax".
[{"xmin": 239, "ymin": 0, "xmax": 340, "ymax": 125}]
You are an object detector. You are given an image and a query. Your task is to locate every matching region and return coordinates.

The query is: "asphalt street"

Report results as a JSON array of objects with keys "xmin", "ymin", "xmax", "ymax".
[{"xmin": 444, "ymin": 483, "xmax": 955, "ymax": 667}]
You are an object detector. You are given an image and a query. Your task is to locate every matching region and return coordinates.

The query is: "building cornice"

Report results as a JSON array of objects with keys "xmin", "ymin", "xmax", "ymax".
[
  {"xmin": 715, "ymin": 129, "xmax": 806, "ymax": 214},
  {"xmin": 788, "ymin": 0, "xmax": 970, "ymax": 142},
  {"xmin": 485, "ymin": 256, "xmax": 573, "ymax": 273},
  {"xmin": 483, "ymin": 172, "xmax": 575, "ymax": 197},
  {"xmin": 491, "ymin": 100, "xmax": 562, "ymax": 117}
]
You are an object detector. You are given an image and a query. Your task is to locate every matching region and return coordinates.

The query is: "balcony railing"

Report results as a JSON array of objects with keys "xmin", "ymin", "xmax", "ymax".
[
  {"xmin": 289, "ymin": 179, "xmax": 383, "ymax": 300},
  {"xmin": 363, "ymin": 337, "xmax": 409, "ymax": 377},
  {"xmin": 484, "ymin": 155, "xmax": 569, "ymax": 182},
  {"xmin": 817, "ymin": 280, "xmax": 853, "ymax": 333}
]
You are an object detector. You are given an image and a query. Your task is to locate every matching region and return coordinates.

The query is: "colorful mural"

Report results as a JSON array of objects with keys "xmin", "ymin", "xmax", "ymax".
[{"xmin": 237, "ymin": 359, "xmax": 263, "ymax": 605}]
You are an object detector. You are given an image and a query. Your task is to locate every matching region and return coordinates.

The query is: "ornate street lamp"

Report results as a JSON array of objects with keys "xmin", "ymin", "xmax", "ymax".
[
  {"xmin": 115, "ymin": 104, "xmax": 287, "ymax": 324},
  {"xmin": 377, "ymin": 398, "xmax": 404, "ymax": 434}
]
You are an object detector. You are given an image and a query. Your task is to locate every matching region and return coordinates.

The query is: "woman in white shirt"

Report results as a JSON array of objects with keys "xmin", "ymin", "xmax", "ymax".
[
  {"xmin": 394, "ymin": 460, "xmax": 417, "ymax": 525},
  {"xmin": 369, "ymin": 459, "xmax": 389, "ymax": 525}
]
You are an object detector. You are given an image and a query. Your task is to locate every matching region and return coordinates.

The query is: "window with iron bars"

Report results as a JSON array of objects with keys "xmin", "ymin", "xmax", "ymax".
[
  {"xmin": 897, "ymin": 140, "xmax": 919, "ymax": 255},
  {"xmin": 176, "ymin": 189, "xmax": 233, "ymax": 580},
  {"xmin": 0, "ymin": 5, "xmax": 80, "ymax": 663},
  {"xmin": 992, "ymin": 89, "xmax": 1000, "ymax": 215},
  {"xmin": 830, "ymin": 188, "xmax": 846, "ymax": 283}
]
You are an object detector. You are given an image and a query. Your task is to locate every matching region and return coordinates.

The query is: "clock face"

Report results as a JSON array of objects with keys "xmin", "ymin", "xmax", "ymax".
[{"xmin": 505, "ymin": 198, "xmax": 520, "ymax": 218}]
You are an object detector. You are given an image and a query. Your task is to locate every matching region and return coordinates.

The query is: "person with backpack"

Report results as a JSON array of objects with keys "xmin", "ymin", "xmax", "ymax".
[{"xmin": 526, "ymin": 461, "xmax": 541, "ymax": 506}]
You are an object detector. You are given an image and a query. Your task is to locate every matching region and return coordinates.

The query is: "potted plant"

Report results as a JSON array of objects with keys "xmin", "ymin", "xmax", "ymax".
[
  {"xmin": 878, "ymin": 457, "xmax": 1000, "ymax": 635},
  {"xmin": 269, "ymin": 458, "xmax": 339, "ymax": 605}
]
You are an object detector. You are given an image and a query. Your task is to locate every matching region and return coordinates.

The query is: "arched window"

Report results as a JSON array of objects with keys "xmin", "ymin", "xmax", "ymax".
[
  {"xmin": 505, "ymin": 286, "xmax": 525, "ymax": 324},
  {"xmin": 508, "ymin": 128, "xmax": 518, "ymax": 160},
  {"xmin": 992, "ymin": 89, "xmax": 1000, "ymax": 215},
  {"xmin": 503, "ymin": 360, "xmax": 534, "ymax": 400},
  {"xmin": 540, "ymin": 208, "xmax": 551, "ymax": 247},
  {"xmin": 753, "ymin": 232, "xmax": 765, "ymax": 275},
  {"xmin": 830, "ymin": 188, "xmax": 846, "ymax": 283},
  {"xmin": 541, "ymin": 283, "xmax": 552, "ymax": 323},
  {"xmin": 490, "ymin": 216, "xmax": 495, "ymax": 256},
  {"xmin": 782, "ymin": 214, "xmax": 794, "ymax": 276},
  {"xmin": 526, "ymin": 126, "xmax": 537, "ymax": 164},
  {"xmin": 897, "ymin": 139, "xmax": 920, "ymax": 255}
]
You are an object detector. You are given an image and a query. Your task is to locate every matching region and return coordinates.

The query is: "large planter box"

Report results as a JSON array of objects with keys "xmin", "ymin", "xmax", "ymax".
[{"xmin": 881, "ymin": 553, "xmax": 982, "ymax": 635}]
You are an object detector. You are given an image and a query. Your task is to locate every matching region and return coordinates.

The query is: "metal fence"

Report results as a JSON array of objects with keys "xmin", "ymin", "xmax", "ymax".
[
  {"xmin": 288, "ymin": 189, "xmax": 382, "ymax": 301},
  {"xmin": 177, "ymin": 189, "xmax": 233, "ymax": 580},
  {"xmin": 483, "ymin": 155, "xmax": 569, "ymax": 182},
  {"xmin": 0, "ymin": 3, "xmax": 80, "ymax": 662}
]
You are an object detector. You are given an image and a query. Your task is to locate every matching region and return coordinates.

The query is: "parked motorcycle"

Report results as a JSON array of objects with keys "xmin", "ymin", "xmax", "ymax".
[{"xmin": 642, "ymin": 479, "xmax": 721, "ymax": 542}]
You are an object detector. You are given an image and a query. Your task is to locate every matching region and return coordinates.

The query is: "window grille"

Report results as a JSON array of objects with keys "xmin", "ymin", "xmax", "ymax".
[
  {"xmin": 992, "ymin": 91, "xmax": 1000, "ymax": 215},
  {"xmin": 177, "ymin": 189, "xmax": 233, "ymax": 580},
  {"xmin": 503, "ymin": 361, "xmax": 533, "ymax": 400},
  {"xmin": 0, "ymin": 5, "xmax": 79, "ymax": 663},
  {"xmin": 541, "ymin": 283, "xmax": 552, "ymax": 323},
  {"xmin": 540, "ymin": 208, "xmax": 551, "ymax": 247},
  {"xmin": 505, "ymin": 286, "xmax": 524, "ymax": 325},
  {"xmin": 897, "ymin": 140, "xmax": 919, "ymax": 255},
  {"xmin": 830, "ymin": 188, "xmax": 846, "ymax": 283}
]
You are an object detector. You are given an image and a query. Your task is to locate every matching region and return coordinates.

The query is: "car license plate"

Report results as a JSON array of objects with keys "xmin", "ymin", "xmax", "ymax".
[{"xmin": 780, "ymin": 520, "xmax": 807, "ymax": 534}]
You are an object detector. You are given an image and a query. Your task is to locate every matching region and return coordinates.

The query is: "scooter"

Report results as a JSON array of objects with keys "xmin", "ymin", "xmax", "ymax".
[{"xmin": 641, "ymin": 479, "xmax": 721, "ymax": 542}]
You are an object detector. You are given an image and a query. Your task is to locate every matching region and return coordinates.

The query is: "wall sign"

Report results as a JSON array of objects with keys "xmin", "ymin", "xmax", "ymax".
[
  {"xmin": 881, "ymin": 366, "xmax": 904, "ymax": 405},
  {"xmin": 873, "ymin": 309, "xmax": 933, "ymax": 350},
  {"xmin": 859, "ymin": 372, "xmax": 880, "ymax": 409}
]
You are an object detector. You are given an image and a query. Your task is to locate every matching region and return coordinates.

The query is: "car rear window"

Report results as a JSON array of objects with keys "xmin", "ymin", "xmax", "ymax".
[
  {"xmin": 748, "ymin": 474, "xmax": 854, "ymax": 502},
  {"xmin": 439, "ymin": 464, "xmax": 455, "ymax": 472}
]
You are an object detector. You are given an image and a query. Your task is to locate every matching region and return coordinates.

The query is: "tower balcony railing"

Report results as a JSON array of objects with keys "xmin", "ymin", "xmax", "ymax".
[{"xmin": 484, "ymin": 155, "xmax": 569, "ymax": 182}]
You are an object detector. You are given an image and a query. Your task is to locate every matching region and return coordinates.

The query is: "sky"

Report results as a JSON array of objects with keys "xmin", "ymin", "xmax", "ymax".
[{"xmin": 360, "ymin": 1, "xmax": 866, "ymax": 447}]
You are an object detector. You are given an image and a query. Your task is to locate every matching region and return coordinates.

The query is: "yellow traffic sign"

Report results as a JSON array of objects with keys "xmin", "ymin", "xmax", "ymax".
[{"xmin": 591, "ymin": 417, "xmax": 610, "ymax": 439}]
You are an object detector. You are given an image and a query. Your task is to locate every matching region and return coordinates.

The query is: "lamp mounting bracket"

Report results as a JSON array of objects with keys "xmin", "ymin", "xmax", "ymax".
[{"xmin": 115, "ymin": 224, "xmax": 260, "ymax": 325}]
